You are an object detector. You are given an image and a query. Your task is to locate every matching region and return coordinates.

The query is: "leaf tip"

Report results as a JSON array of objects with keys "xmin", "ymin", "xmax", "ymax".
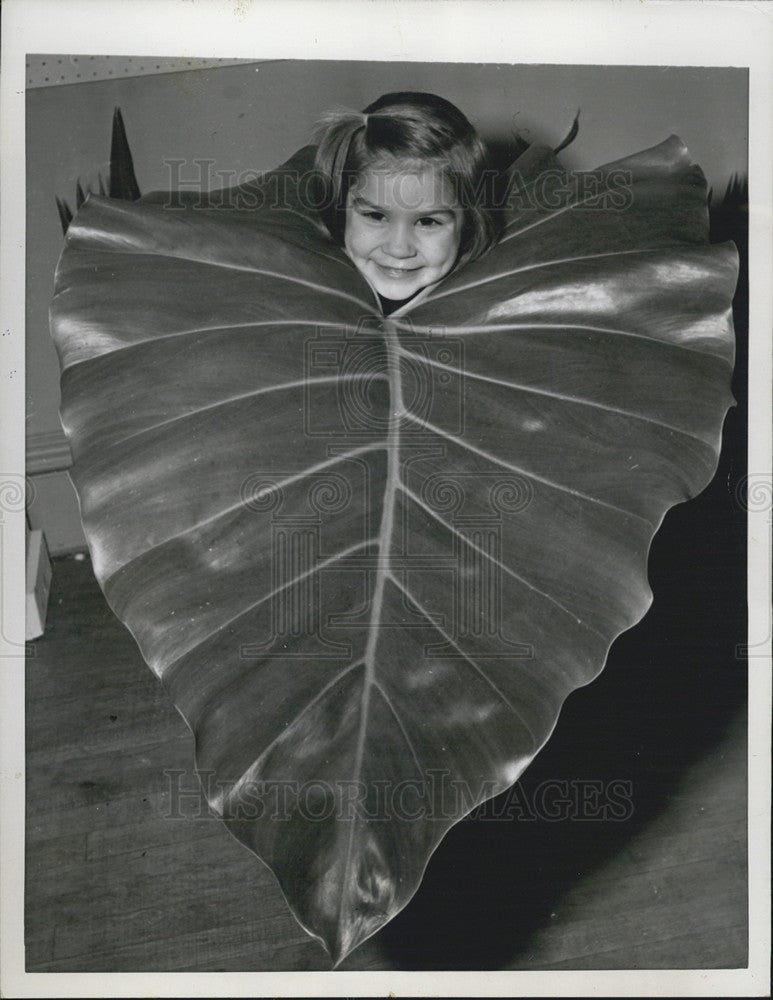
[{"xmin": 325, "ymin": 925, "xmax": 368, "ymax": 969}]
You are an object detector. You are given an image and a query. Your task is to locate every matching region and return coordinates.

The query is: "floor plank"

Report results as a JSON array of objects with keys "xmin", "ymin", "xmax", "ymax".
[{"xmin": 26, "ymin": 552, "xmax": 748, "ymax": 972}]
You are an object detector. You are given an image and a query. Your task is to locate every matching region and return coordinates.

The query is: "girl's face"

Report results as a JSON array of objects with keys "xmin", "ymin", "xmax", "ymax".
[{"xmin": 344, "ymin": 167, "xmax": 463, "ymax": 301}]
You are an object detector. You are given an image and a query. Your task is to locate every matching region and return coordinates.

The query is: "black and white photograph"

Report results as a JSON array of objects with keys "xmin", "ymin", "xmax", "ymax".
[{"xmin": 1, "ymin": 1, "xmax": 770, "ymax": 996}]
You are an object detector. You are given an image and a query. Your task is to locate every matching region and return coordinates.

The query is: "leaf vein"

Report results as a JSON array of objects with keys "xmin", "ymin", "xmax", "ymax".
[
  {"xmin": 385, "ymin": 571, "xmax": 538, "ymax": 750},
  {"xmin": 216, "ymin": 657, "xmax": 367, "ymax": 815},
  {"xmin": 161, "ymin": 537, "xmax": 378, "ymax": 674},
  {"xmin": 425, "ymin": 248, "xmax": 655, "ymax": 302},
  {"xmin": 398, "ymin": 346, "xmax": 712, "ymax": 445},
  {"xmin": 392, "ymin": 320, "xmax": 731, "ymax": 362},
  {"xmin": 335, "ymin": 322, "xmax": 402, "ymax": 936},
  {"xmin": 399, "ymin": 481, "xmax": 604, "ymax": 639},
  {"xmin": 64, "ymin": 244, "xmax": 373, "ymax": 308},
  {"xmin": 104, "ymin": 375, "xmax": 388, "ymax": 451},
  {"xmin": 63, "ymin": 319, "xmax": 356, "ymax": 361},
  {"xmin": 373, "ymin": 680, "xmax": 425, "ymax": 780},
  {"xmin": 399, "ymin": 412, "xmax": 654, "ymax": 527}
]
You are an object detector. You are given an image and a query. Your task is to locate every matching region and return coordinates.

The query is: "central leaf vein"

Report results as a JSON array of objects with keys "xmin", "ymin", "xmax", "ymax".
[{"xmin": 336, "ymin": 321, "xmax": 403, "ymax": 927}]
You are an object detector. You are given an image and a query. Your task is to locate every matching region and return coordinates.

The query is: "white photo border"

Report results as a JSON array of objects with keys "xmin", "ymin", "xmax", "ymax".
[{"xmin": 1, "ymin": 1, "xmax": 770, "ymax": 996}]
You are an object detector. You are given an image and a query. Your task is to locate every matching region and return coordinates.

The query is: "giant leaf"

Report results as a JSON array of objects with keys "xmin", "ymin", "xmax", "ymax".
[{"xmin": 49, "ymin": 136, "xmax": 737, "ymax": 964}]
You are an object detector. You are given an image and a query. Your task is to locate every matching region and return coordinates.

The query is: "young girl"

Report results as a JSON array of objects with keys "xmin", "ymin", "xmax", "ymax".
[{"xmin": 312, "ymin": 91, "xmax": 500, "ymax": 315}]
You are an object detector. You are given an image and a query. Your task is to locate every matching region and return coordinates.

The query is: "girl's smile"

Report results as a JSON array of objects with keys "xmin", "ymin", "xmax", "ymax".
[{"xmin": 344, "ymin": 168, "xmax": 463, "ymax": 302}]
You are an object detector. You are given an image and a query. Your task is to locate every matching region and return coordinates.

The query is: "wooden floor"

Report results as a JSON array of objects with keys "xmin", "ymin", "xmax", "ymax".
[{"xmin": 25, "ymin": 551, "xmax": 748, "ymax": 972}]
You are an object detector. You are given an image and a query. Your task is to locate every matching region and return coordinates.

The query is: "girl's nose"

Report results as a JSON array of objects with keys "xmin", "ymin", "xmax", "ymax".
[{"xmin": 382, "ymin": 223, "xmax": 415, "ymax": 259}]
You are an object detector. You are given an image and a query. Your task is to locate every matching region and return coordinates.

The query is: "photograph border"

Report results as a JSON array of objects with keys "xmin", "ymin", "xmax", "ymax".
[{"xmin": 2, "ymin": 1, "xmax": 771, "ymax": 997}]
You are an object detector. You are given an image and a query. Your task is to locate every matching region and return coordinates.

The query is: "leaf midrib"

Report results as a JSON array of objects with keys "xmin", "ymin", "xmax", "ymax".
[{"xmin": 336, "ymin": 320, "xmax": 404, "ymax": 930}]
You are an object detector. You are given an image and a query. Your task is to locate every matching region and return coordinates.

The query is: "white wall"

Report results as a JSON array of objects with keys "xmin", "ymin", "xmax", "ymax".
[{"xmin": 26, "ymin": 59, "xmax": 748, "ymax": 551}]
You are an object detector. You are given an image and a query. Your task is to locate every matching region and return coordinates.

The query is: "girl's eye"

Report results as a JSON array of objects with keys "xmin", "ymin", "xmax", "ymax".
[
  {"xmin": 362, "ymin": 210, "xmax": 385, "ymax": 222},
  {"xmin": 417, "ymin": 217, "xmax": 444, "ymax": 228}
]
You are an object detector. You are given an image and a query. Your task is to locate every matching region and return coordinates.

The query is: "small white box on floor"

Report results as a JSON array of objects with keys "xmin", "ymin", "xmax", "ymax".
[{"xmin": 26, "ymin": 527, "xmax": 52, "ymax": 640}]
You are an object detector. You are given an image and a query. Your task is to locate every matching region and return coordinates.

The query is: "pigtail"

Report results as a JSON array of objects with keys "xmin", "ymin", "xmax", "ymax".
[{"xmin": 312, "ymin": 108, "xmax": 368, "ymax": 229}]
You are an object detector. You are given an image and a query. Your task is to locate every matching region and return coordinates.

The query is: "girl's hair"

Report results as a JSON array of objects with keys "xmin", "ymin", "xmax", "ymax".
[{"xmin": 312, "ymin": 92, "xmax": 499, "ymax": 267}]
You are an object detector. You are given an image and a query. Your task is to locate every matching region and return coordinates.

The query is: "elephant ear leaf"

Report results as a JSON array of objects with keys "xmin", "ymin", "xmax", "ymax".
[{"xmin": 50, "ymin": 136, "xmax": 737, "ymax": 965}]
